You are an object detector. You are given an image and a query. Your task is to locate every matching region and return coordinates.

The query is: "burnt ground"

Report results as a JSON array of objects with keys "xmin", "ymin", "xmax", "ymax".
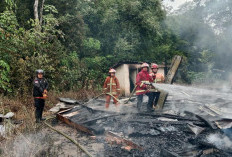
[
  {"xmin": 1, "ymin": 84, "xmax": 232, "ymax": 157},
  {"xmin": 1, "ymin": 109, "xmax": 231, "ymax": 157},
  {"xmin": 55, "ymin": 103, "xmax": 232, "ymax": 157},
  {"xmin": 53, "ymin": 84, "xmax": 232, "ymax": 157}
]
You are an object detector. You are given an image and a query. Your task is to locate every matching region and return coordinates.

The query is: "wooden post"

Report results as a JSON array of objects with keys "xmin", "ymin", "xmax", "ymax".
[{"xmin": 165, "ymin": 55, "xmax": 182, "ymax": 84}]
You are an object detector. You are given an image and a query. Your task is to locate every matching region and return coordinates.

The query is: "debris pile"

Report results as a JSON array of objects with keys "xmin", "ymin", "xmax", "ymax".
[{"xmin": 56, "ymin": 84, "xmax": 232, "ymax": 156}]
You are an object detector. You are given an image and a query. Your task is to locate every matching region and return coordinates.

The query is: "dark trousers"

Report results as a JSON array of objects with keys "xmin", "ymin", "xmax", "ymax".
[
  {"xmin": 137, "ymin": 92, "xmax": 155, "ymax": 112},
  {"xmin": 34, "ymin": 99, "xmax": 45, "ymax": 122},
  {"xmin": 153, "ymin": 92, "xmax": 160, "ymax": 106}
]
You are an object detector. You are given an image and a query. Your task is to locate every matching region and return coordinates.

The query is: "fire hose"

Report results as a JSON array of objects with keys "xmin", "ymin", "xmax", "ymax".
[
  {"xmin": 43, "ymin": 117, "xmax": 93, "ymax": 157},
  {"xmin": 124, "ymin": 85, "xmax": 137, "ymax": 104},
  {"xmin": 106, "ymin": 93, "xmax": 120, "ymax": 102}
]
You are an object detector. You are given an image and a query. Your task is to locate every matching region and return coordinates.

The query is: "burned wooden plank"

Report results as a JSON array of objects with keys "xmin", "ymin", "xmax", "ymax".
[
  {"xmin": 57, "ymin": 112, "xmax": 94, "ymax": 135},
  {"xmin": 105, "ymin": 131, "xmax": 143, "ymax": 151},
  {"xmin": 59, "ymin": 98, "xmax": 79, "ymax": 104},
  {"xmin": 81, "ymin": 114, "xmax": 121, "ymax": 125},
  {"xmin": 165, "ymin": 55, "xmax": 182, "ymax": 84},
  {"xmin": 138, "ymin": 113, "xmax": 202, "ymax": 122},
  {"xmin": 127, "ymin": 119, "xmax": 205, "ymax": 126},
  {"xmin": 156, "ymin": 91, "xmax": 168, "ymax": 110},
  {"xmin": 195, "ymin": 115, "xmax": 218, "ymax": 130},
  {"xmin": 187, "ymin": 123, "xmax": 205, "ymax": 135},
  {"xmin": 160, "ymin": 148, "xmax": 181, "ymax": 157},
  {"xmin": 215, "ymin": 118, "xmax": 232, "ymax": 129}
]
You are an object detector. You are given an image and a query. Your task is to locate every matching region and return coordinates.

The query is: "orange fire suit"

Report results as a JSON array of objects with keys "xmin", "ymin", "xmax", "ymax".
[
  {"xmin": 151, "ymin": 72, "xmax": 165, "ymax": 107},
  {"xmin": 154, "ymin": 73, "xmax": 165, "ymax": 83},
  {"xmin": 103, "ymin": 76, "xmax": 120, "ymax": 108}
]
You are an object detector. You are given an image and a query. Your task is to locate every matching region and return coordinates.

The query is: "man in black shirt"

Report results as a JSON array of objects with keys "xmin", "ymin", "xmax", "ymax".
[{"xmin": 33, "ymin": 69, "xmax": 48, "ymax": 123}]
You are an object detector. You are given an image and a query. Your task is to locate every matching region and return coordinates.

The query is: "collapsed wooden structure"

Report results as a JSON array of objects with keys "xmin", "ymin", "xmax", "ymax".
[{"xmin": 56, "ymin": 86, "xmax": 232, "ymax": 156}]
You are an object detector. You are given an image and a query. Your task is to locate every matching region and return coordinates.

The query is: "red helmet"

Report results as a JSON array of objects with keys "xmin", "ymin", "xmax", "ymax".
[
  {"xmin": 141, "ymin": 63, "xmax": 149, "ymax": 68},
  {"xmin": 109, "ymin": 68, "xmax": 116, "ymax": 73},
  {"xmin": 151, "ymin": 64, "xmax": 158, "ymax": 69}
]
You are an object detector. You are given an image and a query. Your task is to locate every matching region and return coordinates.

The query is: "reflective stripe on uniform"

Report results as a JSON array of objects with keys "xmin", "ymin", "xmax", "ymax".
[
  {"xmin": 141, "ymin": 81, "xmax": 150, "ymax": 83},
  {"xmin": 116, "ymin": 89, "xmax": 120, "ymax": 90},
  {"xmin": 110, "ymin": 77, "xmax": 113, "ymax": 94},
  {"xmin": 140, "ymin": 82, "xmax": 144, "ymax": 88},
  {"xmin": 107, "ymin": 83, "xmax": 116, "ymax": 85},
  {"xmin": 136, "ymin": 90, "xmax": 146, "ymax": 93}
]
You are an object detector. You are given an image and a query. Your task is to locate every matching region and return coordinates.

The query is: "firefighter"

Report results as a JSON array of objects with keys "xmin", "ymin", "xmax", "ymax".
[
  {"xmin": 150, "ymin": 64, "xmax": 165, "ymax": 83},
  {"xmin": 135, "ymin": 63, "xmax": 155, "ymax": 112},
  {"xmin": 103, "ymin": 68, "xmax": 120, "ymax": 108},
  {"xmin": 33, "ymin": 69, "xmax": 48, "ymax": 123},
  {"xmin": 150, "ymin": 64, "xmax": 165, "ymax": 107}
]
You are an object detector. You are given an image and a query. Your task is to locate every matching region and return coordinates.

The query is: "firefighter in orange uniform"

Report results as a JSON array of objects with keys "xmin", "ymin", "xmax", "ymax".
[
  {"xmin": 150, "ymin": 64, "xmax": 165, "ymax": 106},
  {"xmin": 103, "ymin": 69, "xmax": 120, "ymax": 108},
  {"xmin": 136, "ymin": 63, "xmax": 155, "ymax": 112}
]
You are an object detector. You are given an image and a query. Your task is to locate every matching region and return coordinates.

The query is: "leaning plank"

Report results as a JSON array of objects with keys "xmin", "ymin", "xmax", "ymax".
[
  {"xmin": 165, "ymin": 55, "xmax": 182, "ymax": 84},
  {"xmin": 156, "ymin": 91, "xmax": 168, "ymax": 110}
]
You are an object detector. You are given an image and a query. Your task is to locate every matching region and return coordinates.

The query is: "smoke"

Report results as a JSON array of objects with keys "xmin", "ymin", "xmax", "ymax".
[
  {"xmin": 2, "ymin": 132, "xmax": 57, "ymax": 157},
  {"xmin": 0, "ymin": 125, "xmax": 5, "ymax": 136},
  {"xmin": 164, "ymin": 0, "xmax": 232, "ymax": 81},
  {"xmin": 154, "ymin": 83, "xmax": 232, "ymax": 119},
  {"xmin": 207, "ymin": 133, "xmax": 232, "ymax": 151}
]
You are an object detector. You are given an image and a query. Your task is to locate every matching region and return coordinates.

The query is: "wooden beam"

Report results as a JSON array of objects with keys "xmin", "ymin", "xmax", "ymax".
[
  {"xmin": 105, "ymin": 131, "xmax": 143, "ymax": 151},
  {"xmin": 165, "ymin": 55, "xmax": 182, "ymax": 84},
  {"xmin": 57, "ymin": 113, "xmax": 94, "ymax": 135}
]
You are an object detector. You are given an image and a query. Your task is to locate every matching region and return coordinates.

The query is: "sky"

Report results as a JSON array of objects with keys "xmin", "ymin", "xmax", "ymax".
[{"xmin": 162, "ymin": 0, "xmax": 193, "ymax": 12}]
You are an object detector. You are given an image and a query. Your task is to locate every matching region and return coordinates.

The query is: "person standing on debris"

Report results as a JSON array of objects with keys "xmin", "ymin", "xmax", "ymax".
[
  {"xmin": 136, "ymin": 63, "xmax": 155, "ymax": 112},
  {"xmin": 149, "ymin": 64, "xmax": 165, "ymax": 107},
  {"xmin": 33, "ymin": 69, "xmax": 48, "ymax": 123},
  {"xmin": 150, "ymin": 64, "xmax": 165, "ymax": 83},
  {"xmin": 103, "ymin": 68, "xmax": 120, "ymax": 108}
]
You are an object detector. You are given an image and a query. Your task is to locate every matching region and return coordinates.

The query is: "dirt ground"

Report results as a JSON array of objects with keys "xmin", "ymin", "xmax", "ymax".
[{"xmin": 0, "ymin": 120, "xmax": 106, "ymax": 157}]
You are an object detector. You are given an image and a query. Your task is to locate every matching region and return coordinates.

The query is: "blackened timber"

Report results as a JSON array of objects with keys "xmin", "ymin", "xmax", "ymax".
[
  {"xmin": 195, "ymin": 115, "xmax": 218, "ymax": 130},
  {"xmin": 160, "ymin": 148, "xmax": 181, "ymax": 157},
  {"xmin": 127, "ymin": 119, "xmax": 205, "ymax": 126},
  {"xmin": 156, "ymin": 91, "xmax": 168, "ymax": 110},
  {"xmin": 56, "ymin": 113, "xmax": 94, "ymax": 135},
  {"xmin": 81, "ymin": 114, "xmax": 122, "ymax": 125},
  {"xmin": 138, "ymin": 113, "xmax": 201, "ymax": 122},
  {"xmin": 105, "ymin": 131, "xmax": 143, "ymax": 151}
]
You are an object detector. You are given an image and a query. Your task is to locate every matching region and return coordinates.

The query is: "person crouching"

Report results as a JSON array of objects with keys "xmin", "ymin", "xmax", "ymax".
[{"xmin": 103, "ymin": 69, "xmax": 120, "ymax": 108}]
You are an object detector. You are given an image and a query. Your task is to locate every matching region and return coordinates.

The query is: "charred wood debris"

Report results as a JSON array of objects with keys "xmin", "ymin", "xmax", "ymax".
[{"xmin": 52, "ymin": 93, "xmax": 232, "ymax": 157}]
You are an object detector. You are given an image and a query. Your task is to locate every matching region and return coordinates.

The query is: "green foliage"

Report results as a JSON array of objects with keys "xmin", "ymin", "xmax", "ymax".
[
  {"xmin": 0, "ymin": 8, "xmax": 78, "ymax": 95},
  {"xmin": 187, "ymin": 71, "xmax": 222, "ymax": 84},
  {"xmin": 3, "ymin": 0, "xmax": 218, "ymax": 95},
  {"xmin": 0, "ymin": 60, "xmax": 11, "ymax": 93}
]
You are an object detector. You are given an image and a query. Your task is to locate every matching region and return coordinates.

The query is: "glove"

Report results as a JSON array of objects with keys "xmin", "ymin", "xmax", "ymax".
[
  {"xmin": 43, "ymin": 89, "xmax": 48, "ymax": 94},
  {"xmin": 42, "ymin": 93, "xmax": 48, "ymax": 99}
]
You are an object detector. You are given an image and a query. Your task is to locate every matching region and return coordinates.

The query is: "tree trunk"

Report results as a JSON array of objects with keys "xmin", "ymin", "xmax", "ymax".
[
  {"xmin": 39, "ymin": 0, "xmax": 45, "ymax": 25},
  {"xmin": 34, "ymin": 0, "xmax": 39, "ymax": 21}
]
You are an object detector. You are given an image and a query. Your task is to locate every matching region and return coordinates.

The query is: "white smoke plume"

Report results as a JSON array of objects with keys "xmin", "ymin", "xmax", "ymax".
[{"xmin": 207, "ymin": 133, "xmax": 232, "ymax": 150}]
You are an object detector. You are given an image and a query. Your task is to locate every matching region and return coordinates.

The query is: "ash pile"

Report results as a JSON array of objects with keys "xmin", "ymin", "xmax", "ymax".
[{"xmin": 56, "ymin": 84, "xmax": 232, "ymax": 157}]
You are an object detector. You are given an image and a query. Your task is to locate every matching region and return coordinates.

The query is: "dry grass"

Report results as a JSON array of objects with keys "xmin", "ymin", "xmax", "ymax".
[{"xmin": 0, "ymin": 89, "xmax": 100, "ymax": 155}]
